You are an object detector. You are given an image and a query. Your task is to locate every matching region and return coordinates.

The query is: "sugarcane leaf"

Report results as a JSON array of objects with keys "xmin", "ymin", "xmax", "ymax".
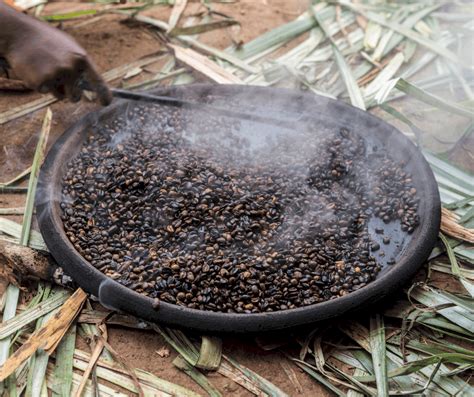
[
  {"xmin": 0, "ymin": 285, "xmax": 21, "ymax": 393},
  {"xmin": 169, "ymin": 19, "xmax": 239, "ymax": 36},
  {"xmin": 292, "ymin": 359, "xmax": 346, "ymax": 397},
  {"xmin": 460, "ymin": 206, "xmax": 474, "ymax": 225},
  {"xmin": 369, "ymin": 314, "xmax": 388, "ymax": 397},
  {"xmin": 439, "ymin": 233, "xmax": 474, "ymax": 298},
  {"xmin": 0, "ymin": 167, "xmax": 31, "ymax": 187},
  {"xmin": 364, "ymin": 52, "xmax": 405, "ymax": 98},
  {"xmin": 21, "ymin": 108, "xmax": 51, "ymax": 246},
  {"xmin": 396, "ymin": 78, "xmax": 474, "ymax": 118},
  {"xmin": 173, "ymin": 355, "xmax": 222, "ymax": 397},
  {"xmin": 312, "ymin": 8, "xmax": 365, "ymax": 110},
  {"xmin": 42, "ymin": 9, "xmax": 98, "ymax": 21},
  {"xmin": 337, "ymin": 0, "xmax": 470, "ymax": 68},
  {"xmin": 167, "ymin": 0, "xmax": 188, "ymax": 33},
  {"xmin": 0, "ymin": 291, "xmax": 70, "ymax": 340},
  {"xmin": 196, "ymin": 336, "xmax": 222, "ymax": 371},
  {"xmin": 364, "ymin": 21, "xmax": 382, "ymax": 50},
  {"xmin": 224, "ymin": 355, "xmax": 289, "ymax": 397},
  {"xmin": 50, "ymin": 324, "xmax": 76, "ymax": 397}
]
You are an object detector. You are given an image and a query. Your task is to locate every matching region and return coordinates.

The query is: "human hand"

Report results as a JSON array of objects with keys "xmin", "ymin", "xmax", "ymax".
[{"xmin": 1, "ymin": 5, "xmax": 111, "ymax": 104}]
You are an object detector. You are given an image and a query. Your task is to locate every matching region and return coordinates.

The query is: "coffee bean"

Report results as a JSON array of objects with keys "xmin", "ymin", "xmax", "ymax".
[{"xmin": 61, "ymin": 110, "xmax": 419, "ymax": 313}]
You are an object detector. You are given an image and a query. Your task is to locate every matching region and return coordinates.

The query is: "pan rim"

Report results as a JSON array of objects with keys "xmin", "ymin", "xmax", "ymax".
[{"xmin": 36, "ymin": 84, "xmax": 441, "ymax": 333}]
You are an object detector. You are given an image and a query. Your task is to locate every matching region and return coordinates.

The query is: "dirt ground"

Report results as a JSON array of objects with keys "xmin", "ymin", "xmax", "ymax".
[
  {"xmin": 0, "ymin": 1, "xmax": 472, "ymax": 396},
  {"xmin": 0, "ymin": 1, "xmax": 335, "ymax": 396}
]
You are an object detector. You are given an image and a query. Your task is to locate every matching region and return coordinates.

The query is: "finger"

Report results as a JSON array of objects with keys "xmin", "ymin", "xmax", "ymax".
[
  {"xmin": 39, "ymin": 76, "xmax": 65, "ymax": 100},
  {"xmin": 50, "ymin": 83, "xmax": 66, "ymax": 100},
  {"xmin": 70, "ymin": 80, "xmax": 83, "ymax": 102},
  {"xmin": 80, "ymin": 58, "xmax": 112, "ymax": 106},
  {"xmin": 64, "ymin": 74, "xmax": 83, "ymax": 103}
]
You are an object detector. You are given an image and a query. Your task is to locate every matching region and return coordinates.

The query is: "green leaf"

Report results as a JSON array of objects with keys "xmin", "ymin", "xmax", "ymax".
[
  {"xmin": 292, "ymin": 359, "xmax": 346, "ymax": 397},
  {"xmin": 369, "ymin": 314, "xmax": 388, "ymax": 397},
  {"xmin": 173, "ymin": 355, "xmax": 222, "ymax": 397},
  {"xmin": 337, "ymin": 0, "xmax": 469, "ymax": 68},
  {"xmin": 0, "ymin": 167, "xmax": 31, "ymax": 187},
  {"xmin": 459, "ymin": 206, "xmax": 474, "ymax": 225},
  {"xmin": 50, "ymin": 324, "xmax": 76, "ymax": 397},
  {"xmin": 0, "ymin": 291, "xmax": 69, "ymax": 340},
  {"xmin": 20, "ymin": 108, "xmax": 51, "ymax": 246},
  {"xmin": 444, "ymin": 195, "xmax": 474, "ymax": 210},
  {"xmin": 439, "ymin": 233, "xmax": 474, "ymax": 298},
  {"xmin": 42, "ymin": 9, "xmax": 98, "ymax": 21},
  {"xmin": 312, "ymin": 7, "xmax": 365, "ymax": 110},
  {"xmin": 196, "ymin": 336, "xmax": 222, "ymax": 371},
  {"xmin": 0, "ymin": 285, "xmax": 21, "ymax": 394},
  {"xmin": 224, "ymin": 355, "xmax": 289, "ymax": 397},
  {"xmin": 73, "ymin": 348, "xmax": 201, "ymax": 397},
  {"xmin": 226, "ymin": 4, "xmax": 330, "ymax": 60},
  {"xmin": 395, "ymin": 78, "xmax": 474, "ymax": 119},
  {"xmin": 0, "ymin": 218, "xmax": 48, "ymax": 252},
  {"xmin": 169, "ymin": 19, "xmax": 239, "ymax": 36}
]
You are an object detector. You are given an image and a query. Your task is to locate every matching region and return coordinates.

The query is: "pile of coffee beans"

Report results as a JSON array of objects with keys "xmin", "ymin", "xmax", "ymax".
[{"xmin": 61, "ymin": 105, "xmax": 419, "ymax": 313}]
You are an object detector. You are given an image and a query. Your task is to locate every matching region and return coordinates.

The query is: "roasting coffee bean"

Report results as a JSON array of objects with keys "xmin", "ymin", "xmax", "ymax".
[{"xmin": 61, "ymin": 106, "xmax": 419, "ymax": 313}]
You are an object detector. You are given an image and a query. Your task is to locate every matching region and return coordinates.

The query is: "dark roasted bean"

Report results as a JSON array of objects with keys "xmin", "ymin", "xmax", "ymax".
[{"xmin": 61, "ymin": 114, "xmax": 419, "ymax": 313}]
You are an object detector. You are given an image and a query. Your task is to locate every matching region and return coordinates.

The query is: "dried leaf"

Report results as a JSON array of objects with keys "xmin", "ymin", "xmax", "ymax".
[
  {"xmin": 369, "ymin": 314, "xmax": 388, "ymax": 397},
  {"xmin": 173, "ymin": 355, "xmax": 222, "ymax": 397},
  {"xmin": 21, "ymin": 108, "xmax": 51, "ymax": 246},
  {"xmin": 50, "ymin": 324, "xmax": 76, "ymax": 397},
  {"xmin": 167, "ymin": 0, "xmax": 188, "ymax": 33},
  {"xmin": 196, "ymin": 336, "xmax": 222, "ymax": 371},
  {"xmin": 169, "ymin": 19, "xmax": 239, "ymax": 37},
  {"xmin": 170, "ymin": 44, "xmax": 243, "ymax": 84},
  {"xmin": 441, "ymin": 208, "xmax": 474, "ymax": 244},
  {"xmin": 0, "ymin": 289, "xmax": 87, "ymax": 381}
]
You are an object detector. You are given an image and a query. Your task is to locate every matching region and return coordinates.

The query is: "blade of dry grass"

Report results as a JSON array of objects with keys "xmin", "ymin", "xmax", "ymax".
[
  {"xmin": 223, "ymin": 355, "xmax": 289, "ymax": 397},
  {"xmin": 20, "ymin": 108, "xmax": 51, "ymax": 246},
  {"xmin": 364, "ymin": 52, "xmax": 405, "ymax": 98},
  {"xmin": 0, "ymin": 291, "xmax": 69, "ymax": 340},
  {"xmin": 173, "ymin": 355, "xmax": 222, "ymax": 397},
  {"xmin": 369, "ymin": 314, "xmax": 388, "ymax": 397},
  {"xmin": 169, "ymin": 19, "xmax": 239, "ymax": 37},
  {"xmin": 364, "ymin": 21, "xmax": 382, "ymax": 50},
  {"xmin": 338, "ymin": 1, "xmax": 470, "ymax": 68},
  {"xmin": 395, "ymin": 78, "xmax": 474, "ymax": 118},
  {"xmin": 279, "ymin": 360, "xmax": 303, "ymax": 394},
  {"xmin": 73, "ymin": 331, "xmax": 106, "ymax": 397},
  {"xmin": 73, "ymin": 348, "xmax": 200, "ymax": 397},
  {"xmin": 292, "ymin": 359, "xmax": 346, "ymax": 397},
  {"xmin": 441, "ymin": 208, "xmax": 474, "ymax": 244},
  {"xmin": 26, "ymin": 301, "xmax": 60, "ymax": 397},
  {"xmin": 167, "ymin": 0, "xmax": 188, "ymax": 33},
  {"xmin": 169, "ymin": 44, "xmax": 243, "ymax": 84},
  {"xmin": 0, "ymin": 218, "xmax": 47, "ymax": 251},
  {"xmin": 50, "ymin": 323, "xmax": 76, "ymax": 397},
  {"xmin": 196, "ymin": 336, "xmax": 222, "ymax": 371},
  {"xmin": 0, "ymin": 167, "xmax": 31, "ymax": 187},
  {"xmin": 0, "ymin": 285, "xmax": 21, "ymax": 394},
  {"xmin": 0, "ymin": 95, "xmax": 56, "ymax": 125},
  {"xmin": 0, "ymin": 208, "xmax": 25, "ymax": 215},
  {"xmin": 312, "ymin": 6, "xmax": 365, "ymax": 110},
  {"xmin": 439, "ymin": 233, "xmax": 474, "ymax": 297},
  {"xmin": 0, "ymin": 289, "xmax": 87, "ymax": 381}
]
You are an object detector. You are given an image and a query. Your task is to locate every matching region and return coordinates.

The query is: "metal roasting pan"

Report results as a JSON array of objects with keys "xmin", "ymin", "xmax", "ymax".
[{"xmin": 36, "ymin": 84, "xmax": 441, "ymax": 333}]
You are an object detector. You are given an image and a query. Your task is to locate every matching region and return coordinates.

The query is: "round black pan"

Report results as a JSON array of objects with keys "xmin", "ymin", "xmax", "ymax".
[{"xmin": 36, "ymin": 84, "xmax": 440, "ymax": 333}]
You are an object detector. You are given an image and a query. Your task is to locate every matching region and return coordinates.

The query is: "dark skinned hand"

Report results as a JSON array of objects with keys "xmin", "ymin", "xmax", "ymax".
[{"xmin": 0, "ymin": 2, "xmax": 112, "ymax": 105}]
